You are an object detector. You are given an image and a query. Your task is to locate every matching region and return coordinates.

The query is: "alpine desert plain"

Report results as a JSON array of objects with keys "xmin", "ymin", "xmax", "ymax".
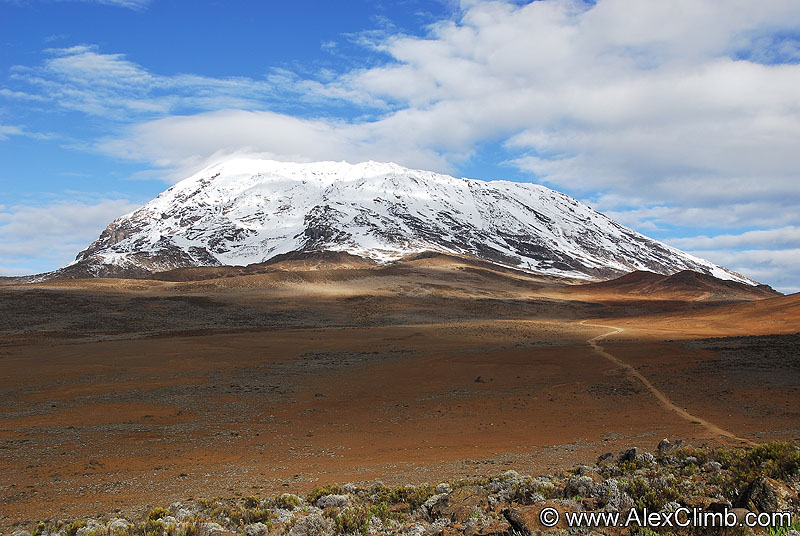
[{"xmin": 1, "ymin": 252, "xmax": 798, "ymax": 528}]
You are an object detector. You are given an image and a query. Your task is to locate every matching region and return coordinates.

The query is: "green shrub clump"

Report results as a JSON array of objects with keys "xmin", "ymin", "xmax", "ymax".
[
  {"xmin": 715, "ymin": 441, "xmax": 800, "ymax": 495},
  {"xmin": 64, "ymin": 521, "xmax": 87, "ymax": 536},
  {"xmin": 306, "ymin": 485, "xmax": 345, "ymax": 504},
  {"xmin": 272, "ymin": 494, "xmax": 302, "ymax": 510},
  {"xmin": 372, "ymin": 484, "xmax": 434, "ymax": 509},
  {"xmin": 147, "ymin": 507, "xmax": 170, "ymax": 521},
  {"xmin": 333, "ymin": 505, "xmax": 371, "ymax": 536}
]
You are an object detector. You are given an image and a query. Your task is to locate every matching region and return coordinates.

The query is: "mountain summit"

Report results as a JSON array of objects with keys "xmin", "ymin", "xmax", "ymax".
[{"xmin": 66, "ymin": 159, "xmax": 751, "ymax": 283}]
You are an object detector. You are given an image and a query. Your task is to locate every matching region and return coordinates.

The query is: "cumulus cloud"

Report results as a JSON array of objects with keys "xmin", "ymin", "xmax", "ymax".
[
  {"xmin": 660, "ymin": 227, "xmax": 800, "ymax": 293},
  {"xmin": 8, "ymin": 2, "xmax": 800, "ymax": 212},
  {"xmin": 682, "ymin": 248, "xmax": 800, "ymax": 294},
  {"xmin": 96, "ymin": 109, "xmax": 465, "ymax": 180},
  {"xmin": 3, "ymin": 0, "xmax": 799, "ymax": 287},
  {"xmin": 83, "ymin": 1, "xmax": 800, "ymax": 226},
  {"xmin": 603, "ymin": 204, "xmax": 800, "ymax": 233},
  {"xmin": 666, "ymin": 226, "xmax": 800, "ymax": 251},
  {"xmin": 0, "ymin": 198, "xmax": 142, "ymax": 275}
]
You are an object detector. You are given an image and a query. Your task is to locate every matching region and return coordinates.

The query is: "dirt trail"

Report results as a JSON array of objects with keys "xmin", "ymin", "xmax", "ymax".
[{"xmin": 583, "ymin": 322, "xmax": 753, "ymax": 445}]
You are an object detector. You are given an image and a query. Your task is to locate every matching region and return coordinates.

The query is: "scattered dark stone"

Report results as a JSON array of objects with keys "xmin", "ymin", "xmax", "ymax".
[
  {"xmin": 431, "ymin": 486, "xmax": 489, "ymax": 523},
  {"xmin": 501, "ymin": 508, "xmax": 532, "ymax": 536},
  {"xmin": 657, "ymin": 438, "xmax": 683, "ymax": 455},
  {"xmin": 736, "ymin": 476, "xmax": 795, "ymax": 513},
  {"xmin": 707, "ymin": 500, "xmax": 733, "ymax": 514},
  {"xmin": 9, "ymin": 439, "xmax": 800, "ymax": 536},
  {"xmin": 582, "ymin": 497, "xmax": 600, "ymax": 510},
  {"xmin": 619, "ymin": 447, "xmax": 638, "ymax": 462},
  {"xmin": 682, "ymin": 496, "xmax": 720, "ymax": 510},
  {"xmin": 597, "ymin": 452, "xmax": 614, "ymax": 464}
]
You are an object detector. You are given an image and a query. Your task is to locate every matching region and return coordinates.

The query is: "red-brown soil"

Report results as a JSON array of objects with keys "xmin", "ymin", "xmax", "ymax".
[{"xmin": 1, "ymin": 256, "xmax": 798, "ymax": 529}]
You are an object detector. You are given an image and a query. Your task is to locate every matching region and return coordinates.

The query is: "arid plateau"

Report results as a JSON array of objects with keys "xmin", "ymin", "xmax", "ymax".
[{"xmin": 1, "ymin": 252, "xmax": 798, "ymax": 532}]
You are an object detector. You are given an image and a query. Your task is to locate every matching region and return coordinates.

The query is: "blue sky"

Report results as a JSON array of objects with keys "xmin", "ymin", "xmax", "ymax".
[{"xmin": 1, "ymin": 0, "xmax": 799, "ymax": 292}]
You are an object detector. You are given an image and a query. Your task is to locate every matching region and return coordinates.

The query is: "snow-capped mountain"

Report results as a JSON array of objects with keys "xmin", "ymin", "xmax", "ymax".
[{"xmin": 66, "ymin": 158, "xmax": 752, "ymax": 283}]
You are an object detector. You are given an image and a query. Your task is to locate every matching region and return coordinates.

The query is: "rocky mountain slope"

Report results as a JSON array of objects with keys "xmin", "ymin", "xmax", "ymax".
[{"xmin": 58, "ymin": 159, "xmax": 752, "ymax": 283}]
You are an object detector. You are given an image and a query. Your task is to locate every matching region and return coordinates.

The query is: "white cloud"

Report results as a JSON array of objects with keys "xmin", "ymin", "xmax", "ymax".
[
  {"xmin": 0, "ymin": 124, "xmax": 24, "ymax": 140},
  {"xmin": 85, "ymin": 0, "xmax": 150, "ymax": 8},
  {"xmin": 4, "ymin": 0, "xmax": 800, "ymax": 288},
  {"xmin": 0, "ymin": 123, "xmax": 56, "ymax": 141},
  {"xmin": 3, "ymin": 0, "xmax": 150, "ymax": 9},
  {"xmin": 666, "ymin": 226, "xmax": 800, "ymax": 250},
  {"xmin": 0, "ymin": 88, "xmax": 49, "ymax": 101},
  {"xmin": 684, "ymin": 248, "xmax": 800, "ymax": 294},
  {"xmin": 602, "ymin": 203, "xmax": 799, "ymax": 232},
  {"xmin": 659, "ymin": 227, "xmax": 800, "ymax": 293},
  {"xmin": 96, "ymin": 109, "xmax": 456, "ymax": 181},
  {"xmin": 6, "ymin": 45, "xmax": 285, "ymax": 119},
  {"xmin": 11, "ymin": 2, "xmax": 800, "ymax": 216},
  {"xmin": 0, "ymin": 198, "xmax": 142, "ymax": 275},
  {"xmin": 86, "ymin": 1, "xmax": 800, "ymax": 219}
]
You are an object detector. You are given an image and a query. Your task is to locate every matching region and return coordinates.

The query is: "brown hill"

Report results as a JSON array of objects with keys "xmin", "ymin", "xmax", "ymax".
[
  {"xmin": 118, "ymin": 250, "xmax": 576, "ymax": 285},
  {"xmin": 573, "ymin": 269, "xmax": 780, "ymax": 302},
  {"xmin": 151, "ymin": 250, "xmax": 377, "ymax": 282},
  {"xmin": 612, "ymin": 291, "xmax": 800, "ymax": 337}
]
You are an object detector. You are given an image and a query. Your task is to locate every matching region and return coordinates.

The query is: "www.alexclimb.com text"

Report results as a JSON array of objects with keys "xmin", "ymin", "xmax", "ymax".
[{"xmin": 537, "ymin": 506, "xmax": 794, "ymax": 529}]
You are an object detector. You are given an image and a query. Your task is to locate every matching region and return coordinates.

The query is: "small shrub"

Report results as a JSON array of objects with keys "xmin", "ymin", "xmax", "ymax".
[
  {"xmin": 766, "ymin": 520, "xmax": 800, "ymax": 536},
  {"xmin": 147, "ymin": 507, "xmax": 170, "ymax": 521},
  {"xmin": 306, "ymin": 485, "xmax": 344, "ymax": 505},
  {"xmin": 505, "ymin": 479, "xmax": 558, "ymax": 503},
  {"xmin": 206, "ymin": 503, "xmax": 272, "ymax": 525},
  {"xmin": 334, "ymin": 505, "xmax": 371, "ymax": 536},
  {"xmin": 618, "ymin": 459, "xmax": 648, "ymax": 474},
  {"xmin": 366, "ymin": 501, "xmax": 392, "ymax": 523},
  {"xmin": 449, "ymin": 476, "xmax": 491, "ymax": 488},
  {"xmin": 196, "ymin": 497, "xmax": 219, "ymax": 509},
  {"xmin": 172, "ymin": 521, "xmax": 199, "ymax": 536},
  {"xmin": 64, "ymin": 521, "xmax": 87, "ymax": 536},
  {"xmin": 716, "ymin": 441, "xmax": 800, "ymax": 496},
  {"xmin": 371, "ymin": 484, "xmax": 434, "ymax": 509},
  {"xmin": 287, "ymin": 513, "xmax": 334, "ymax": 536},
  {"xmin": 667, "ymin": 447, "xmax": 710, "ymax": 466},
  {"xmin": 272, "ymin": 494, "xmax": 302, "ymax": 510},
  {"xmin": 625, "ymin": 476, "xmax": 681, "ymax": 511},
  {"xmin": 139, "ymin": 519, "xmax": 165, "ymax": 536},
  {"xmin": 630, "ymin": 528, "xmax": 677, "ymax": 536}
]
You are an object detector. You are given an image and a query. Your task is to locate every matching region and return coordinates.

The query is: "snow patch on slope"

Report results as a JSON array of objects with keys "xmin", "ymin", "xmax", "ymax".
[{"xmin": 71, "ymin": 158, "xmax": 754, "ymax": 284}]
